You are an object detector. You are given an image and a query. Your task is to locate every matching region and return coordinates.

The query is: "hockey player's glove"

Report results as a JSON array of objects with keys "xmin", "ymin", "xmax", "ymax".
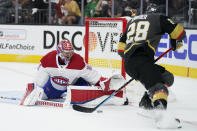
[{"xmin": 170, "ymin": 39, "xmax": 183, "ymax": 51}]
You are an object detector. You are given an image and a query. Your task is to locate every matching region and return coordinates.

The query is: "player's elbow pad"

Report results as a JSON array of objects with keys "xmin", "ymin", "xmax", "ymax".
[
  {"xmin": 117, "ymin": 42, "xmax": 126, "ymax": 58},
  {"xmin": 170, "ymin": 24, "xmax": 186, "ymax": 40}
]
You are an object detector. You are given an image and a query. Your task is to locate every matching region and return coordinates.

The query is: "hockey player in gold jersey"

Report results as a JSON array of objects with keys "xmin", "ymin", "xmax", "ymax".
[{"xmin": 117, "ymin": 3, "xmax": 186, "ymax": 129}]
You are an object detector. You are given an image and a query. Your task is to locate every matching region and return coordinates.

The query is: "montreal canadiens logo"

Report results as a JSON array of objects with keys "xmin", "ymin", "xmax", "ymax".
[{"xmin": 52, "ymin": 76, "xmax": 69, "ymax": 86}]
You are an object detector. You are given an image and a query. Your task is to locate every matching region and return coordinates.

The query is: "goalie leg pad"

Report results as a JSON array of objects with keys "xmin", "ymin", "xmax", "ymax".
[
  {"xmin": 68, "ymin": 86, "xmax": 126, "ymax": 105},
  {"xmin": 20, "ymin": 83, "xmax": 43, "ymax": 106},
  {"xmin": 68, "ymin": 86, "xmax": 104, "ymax": 104}
]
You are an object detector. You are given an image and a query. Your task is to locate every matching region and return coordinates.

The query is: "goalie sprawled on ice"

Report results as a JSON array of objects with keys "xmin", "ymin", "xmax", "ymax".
[{"xmin": 20, "ymin": 39, "xmax": 128, "ymax": 106}]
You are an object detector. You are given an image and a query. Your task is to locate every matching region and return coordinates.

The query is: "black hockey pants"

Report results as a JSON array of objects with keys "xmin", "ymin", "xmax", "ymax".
[{"xmin": 124, "ymin": 47, "xmax": 166, "ymax": 90}]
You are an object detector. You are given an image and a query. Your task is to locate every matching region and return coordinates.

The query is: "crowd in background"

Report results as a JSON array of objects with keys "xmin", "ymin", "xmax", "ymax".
[{"xmin": 0, "ymin": 0, "xmax": 196, "ymax": 28}]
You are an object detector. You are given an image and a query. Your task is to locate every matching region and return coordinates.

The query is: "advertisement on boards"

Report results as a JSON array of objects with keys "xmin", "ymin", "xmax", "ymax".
[
  {"xmin": 0, "ymin": 25, "xmax": 85, "ymax": 56},
  {"xmin": 156, "ymin": 30, "xmax": 197, "ymax": 68},
  {"xmin": 0, "ymin": 25, "xmax": 196, "ymax": 78}
]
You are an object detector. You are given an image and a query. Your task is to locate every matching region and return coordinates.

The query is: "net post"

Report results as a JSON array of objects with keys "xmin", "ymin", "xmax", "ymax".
[
  {"xmin": 121, "ymin": 18, "xmax": 127, "ymax": 79},
  {"xmin": 85, "ymin": 19, "xmax": 89, "ymax": 63}
]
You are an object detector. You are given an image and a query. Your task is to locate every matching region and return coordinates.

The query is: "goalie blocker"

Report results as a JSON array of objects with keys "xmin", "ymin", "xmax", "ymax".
[{"xmin": 20, "ymin": 75, "xmax": 128, "ymax": 106}]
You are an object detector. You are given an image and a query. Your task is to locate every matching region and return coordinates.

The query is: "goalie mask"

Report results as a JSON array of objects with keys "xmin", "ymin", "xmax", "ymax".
[{"xmin": 57, "ymin": 40, "xmax": 74, "ymax": 63}]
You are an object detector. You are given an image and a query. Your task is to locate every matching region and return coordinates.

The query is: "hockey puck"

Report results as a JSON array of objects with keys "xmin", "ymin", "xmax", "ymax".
[{"xmin": 97, "ymin": 110, "xmax": 103, "ymax": 113}]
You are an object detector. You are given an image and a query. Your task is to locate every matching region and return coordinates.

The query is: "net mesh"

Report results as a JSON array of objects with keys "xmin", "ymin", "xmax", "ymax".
[{"xmin": 85, "ymin": 18, "xmax": 126, "ymax": 77}]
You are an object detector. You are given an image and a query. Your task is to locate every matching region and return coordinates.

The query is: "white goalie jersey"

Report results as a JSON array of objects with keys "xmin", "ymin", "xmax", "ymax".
[
  {"xmin": 20, "ymin": 50, "xmax": 127, "ymax": 106},
  {"xmin": 35, "ymin": 50, "xmax": 102, "ymax": 89}
]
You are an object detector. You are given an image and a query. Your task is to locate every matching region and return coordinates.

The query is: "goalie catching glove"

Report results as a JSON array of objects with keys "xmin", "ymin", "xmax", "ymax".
[
  {"xmin": 99, "ymin": 74, "xmax": 128, "ymax": 105},
  {"xmin": 100, "ymin": 74, "xmax": 126, "ymax": 91}
]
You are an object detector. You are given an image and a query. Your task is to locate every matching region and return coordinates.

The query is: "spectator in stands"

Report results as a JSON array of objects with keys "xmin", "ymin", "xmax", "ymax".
[
  {"xmin": 101, "ymin": 0, "xmax": 123, "ymax": 18},
  {"xmin": 169, "ymin": 0, "xmax": 184, "ymax": 17},
  {"xmin": 85, "ymin": 0, "xmax": 101, "ymax": 18},
  {"xmin": 0, "ymin": 0, "xmax": 13, "ymax": 23},
  {"xmin": 22, "ymin": 0, "xmax": 33, "ymax": 9},
  {"xmin": 55, "ymin": 0, "xmax": 66, "ymax": 24},
  {"xmin": 31, "ymin": 0, "xmax": 48, "ymax": 24},
  {"xmin": 6, "ymin": 0, "xmax": 24, "ymax": 23},
  {"xmin": 191, "ymin": 0, "xmax": 197, "ymax": 25},
  {"xmin": 145, "ymin": 0, "xmax": 166, "ymax": 14},
  {"xmin": 168, "ymin": 0, "xmax": 188, "ymax": 24},
  {"xmin": 75, "ymin": 0, "xmax": 87, "ymax": 11},
  {"xmin": 126, "ymin": 0, "xmax": 140, "ymax": 9},
  {"xmin": 21, "ymin": 0, "xmax": 34, "ymax": 24},
  {"xmin": 94, "ymin": 0, "xmax": 107, "ymax": 16},
  {"xmin": 62, "ymin": 0, "xmax": 81, "ymax": 25},
  {"xmin": 149, "ymin": 0, "xmax": 165, "ymax": 5},
  {"xmin": 122, "ymin": 0, "xmax": 139, "ymax": 17}
]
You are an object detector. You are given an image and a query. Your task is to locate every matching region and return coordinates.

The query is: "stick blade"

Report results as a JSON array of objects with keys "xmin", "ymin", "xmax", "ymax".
[{"xmin": 72, "ymin": 104, "xmax": 96, "ymax": 113}]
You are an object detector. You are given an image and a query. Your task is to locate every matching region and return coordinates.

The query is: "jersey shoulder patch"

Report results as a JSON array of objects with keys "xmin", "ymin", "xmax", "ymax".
[
  {"xmin": 40, "ymin": 50, "xmax": 58, "ymax": 68},
  {"xmin": 67, "ymin": 53, "xmax": 85, "ymax": 70}
]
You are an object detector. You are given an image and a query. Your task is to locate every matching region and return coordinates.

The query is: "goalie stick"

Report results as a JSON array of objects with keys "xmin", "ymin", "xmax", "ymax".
[
  {"xmin": 72, "ymin": 48, "xmax": 173, "ymax": 113},
  {"xmin": 0, "ymin": 96, "xmax": 21, "ymax": 101}
]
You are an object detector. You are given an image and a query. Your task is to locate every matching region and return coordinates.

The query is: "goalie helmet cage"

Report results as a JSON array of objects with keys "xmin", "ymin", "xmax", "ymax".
[{"xmin": 84, "ymin": 18, "xmax": 127, "ymax": 78}]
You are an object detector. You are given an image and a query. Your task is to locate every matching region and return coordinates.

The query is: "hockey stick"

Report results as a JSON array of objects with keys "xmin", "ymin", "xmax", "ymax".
[
  {"xmin": 72, "ymin": 48, "xmax": 173, "ymax": 113},
  {"xmin": 0, "ymin": 96, "xmax": 21, "ymax": 101}
]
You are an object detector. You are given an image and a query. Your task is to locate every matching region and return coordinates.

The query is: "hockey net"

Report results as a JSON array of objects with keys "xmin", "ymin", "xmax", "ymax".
[
  {"xmin": 84, "ymin": 18, "xmax": 127, "ymax": 78},
  {"xmin": 84, "ymin": 18, "xmax": 176, "ymax": 105},
  {"xmin": 84, "ymin": 18, "xmax": 143, "ymax": 104}
]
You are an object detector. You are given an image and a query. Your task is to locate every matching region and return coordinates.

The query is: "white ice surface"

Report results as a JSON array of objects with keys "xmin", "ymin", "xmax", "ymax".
[{"xmin": 0, "ymin": 62, "xmax": 197, "ymax": 131}]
